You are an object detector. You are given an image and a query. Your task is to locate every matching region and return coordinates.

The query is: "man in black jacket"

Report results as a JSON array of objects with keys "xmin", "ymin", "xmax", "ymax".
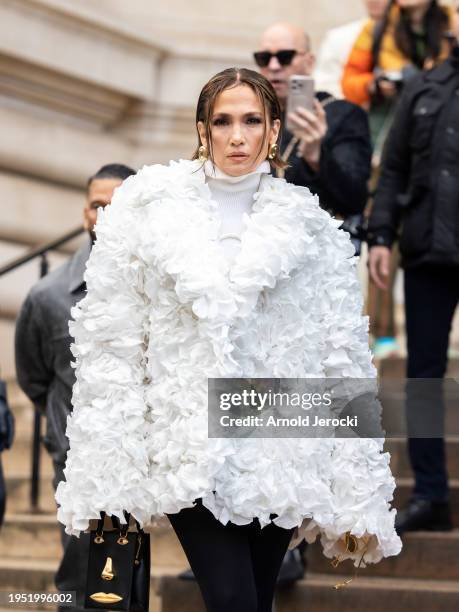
[
  {"xmin": 368, "ymin": 6, "xmax": 459, "ymax": 534},
  {"xmin": 255, "ymin": 22, "xmax": 372, "ymax": 225}
]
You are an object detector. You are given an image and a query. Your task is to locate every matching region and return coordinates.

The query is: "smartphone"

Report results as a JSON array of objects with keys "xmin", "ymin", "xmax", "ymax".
[{"xmin": 286, "ymin": 75, "xmax": 315, "ymax": 132}]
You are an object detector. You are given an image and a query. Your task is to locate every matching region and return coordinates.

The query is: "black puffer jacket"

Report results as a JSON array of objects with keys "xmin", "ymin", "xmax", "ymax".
[{"xmin": 367, "ymin": 47, "xmax": 459, "ymax": 268}]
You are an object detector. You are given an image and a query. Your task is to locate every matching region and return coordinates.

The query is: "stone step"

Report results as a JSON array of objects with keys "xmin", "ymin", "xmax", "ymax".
[
  {"xmin": 8, "ymin": 404, "xmax": 37, "ymax": 441},
  {"xmin": 386, "ymin": 436, "xmax": 459, "ymax": 479},
  {"xmin": 0, "ymin": 558, "xmax": 181, "ymax": 612},
  {"xmin": 379, "ymin": 357, "xmax": 459, "ymax": 378},
  {"xmin": 0, "ymin": 513, "xmax": 188, "ymax": 567},
  {"xmin": 276, "ymin": 573, "xmax": 459, "ymax": 612},
  {"xmin": 0, "ymin": 558, "xmax": 56, "ymax": 596},
  {"xmin": 307, "ymin": 529, "xmax": 459, "ymax": 580},
  {"xmin": 159, "ymin": 572, "xmax": 459, "ymax": 612},
  {"xmin": 4, "ymin": 380, "xmax": 49, "ymax": 443},
  {"xmin": 5, "ymin": 379, "xmax": 32, "ymax": 412},
  {"xmin": 0, "ymin": 514, "xmax": 63, "ymax": 561},
  {"xmin": 3, "ymin": 440, "xmax": 54, "ymax": 477},
  {"xmin": 5, "ymin": 475, "xmax": 56, "ymax": 514},
  {"xmin": 8, "ymin": 414, "xmax": 48, "ymax": 440}
]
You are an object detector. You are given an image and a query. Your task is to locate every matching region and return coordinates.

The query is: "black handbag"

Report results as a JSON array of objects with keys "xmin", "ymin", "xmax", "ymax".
[{"xmin": 84, "ymin": 511, "xmax": 150, "ymax": 612}]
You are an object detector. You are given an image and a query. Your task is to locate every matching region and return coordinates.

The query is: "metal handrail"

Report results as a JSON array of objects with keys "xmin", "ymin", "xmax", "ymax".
[
  {"xmin": 0, "ymin": 226, "xmax": 85, "ymax": 277},
  {"xmin": 1, "ymin": 224, "xmax": 85, "ymax": 510}
]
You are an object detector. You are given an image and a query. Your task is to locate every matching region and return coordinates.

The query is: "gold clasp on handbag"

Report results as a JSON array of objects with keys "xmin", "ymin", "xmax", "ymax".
[
  {"xmin": 117, "ymin": 523, "xmax": 129, "ymax": 545},
  {"xmin": 101, "ymin": 556, "xmax": 115, "ymax": 581},
  {"xmin": 94, "ymin": 527, "xmax": 104, "ymax": 544},
  {"xmin": 94, "ymin": 513, "xmax": 106, "ymax": 543}
]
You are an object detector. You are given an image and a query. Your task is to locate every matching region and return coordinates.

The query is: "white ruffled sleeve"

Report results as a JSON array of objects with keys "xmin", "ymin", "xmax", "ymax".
[
  {"xmin": 293, "ymin": 217, "xmax": 402, "ymax": 566},
  {"xmin": 55, "ymin": 177, "xmax": 152, "ymax": 536}
]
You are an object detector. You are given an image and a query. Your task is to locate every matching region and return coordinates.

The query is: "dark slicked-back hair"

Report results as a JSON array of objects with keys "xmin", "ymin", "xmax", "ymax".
[
  {"xmin": 87, "ymin": 163, "xmax": 136, "ymax": 189},
  {"xmin": 193, "ymin": 67, "xmax": 287, "ymax": 170}
]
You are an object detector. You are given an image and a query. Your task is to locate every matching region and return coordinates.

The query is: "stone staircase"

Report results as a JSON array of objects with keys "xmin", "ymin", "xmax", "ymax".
[{"xmin": 1, "ymin": 359, "xmax": 459, "ymax": 612}]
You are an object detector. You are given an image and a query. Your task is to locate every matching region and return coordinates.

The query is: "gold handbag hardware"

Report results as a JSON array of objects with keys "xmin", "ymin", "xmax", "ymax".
[
  {"xmin": 101, "ymin": 556, "xmax": 115, "ymax": 581},
  {"xmin": 89, "ymin": 593, "xmax": 123, "ymax": 604}
]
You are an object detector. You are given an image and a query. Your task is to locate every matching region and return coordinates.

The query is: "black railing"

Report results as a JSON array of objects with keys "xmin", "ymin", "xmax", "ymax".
[
  {"xmin": 0, "ymin": 225, "xmax": 85, "ymax": 510},
  {"xmin": 0, "ymin": 226, "xmax": 84, "ymax": 276}
]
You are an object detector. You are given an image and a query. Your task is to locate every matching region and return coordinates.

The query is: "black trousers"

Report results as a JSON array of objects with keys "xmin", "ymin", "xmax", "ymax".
[
  {"xmin": 168, "ymin": 499, "xmax": 294, "ymax": 612},
  {"xmin": 404, "ymin": 263, "xmax": 459, "ymax": 502}
]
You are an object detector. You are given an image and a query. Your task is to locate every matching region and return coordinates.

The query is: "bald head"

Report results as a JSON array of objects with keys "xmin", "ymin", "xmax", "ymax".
[
  {"xmin": 260, "ymin": 22, "xmax": 311, "ymax": 54},
  {"xmin": 255, "ymin": 22, "xmax": 315, "ymax": 104}
]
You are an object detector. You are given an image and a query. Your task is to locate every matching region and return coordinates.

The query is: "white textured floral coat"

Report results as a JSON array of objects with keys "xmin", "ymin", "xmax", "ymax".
[{"xmin": 55, "ymin": 159, "xmax": 402, "ymax": 566}]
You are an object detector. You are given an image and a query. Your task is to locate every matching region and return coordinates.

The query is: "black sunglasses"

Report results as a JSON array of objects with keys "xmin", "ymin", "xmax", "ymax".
[{"xmin": 253, "ymin": 49, "xmax": 302, "ymax": 68}]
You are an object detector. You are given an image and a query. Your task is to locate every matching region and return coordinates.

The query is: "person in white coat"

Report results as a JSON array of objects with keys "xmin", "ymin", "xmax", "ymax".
[
  {"xmin": 55, "ymin": 68, "xmax": 401, "ymax": 612},
  {"xmin": 314, "ymin": 0, "xmax": 389, "ymax": 98}
]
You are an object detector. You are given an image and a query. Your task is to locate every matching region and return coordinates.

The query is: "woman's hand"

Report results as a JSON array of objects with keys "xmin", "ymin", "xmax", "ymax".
[
  {"xmin": 368, "ymin": 78, "xmax": 397, "ymax": 99},
  {"xmin": 378, "ymin": 79, "xmax": 397, "ymax": 99},
  {"xmin": 368, "ymin": 246, "xmax": 391, "ymax": 290},
  {"xmin": 287, "ymin": 100, "xmax": 328, "ymax": 172}
]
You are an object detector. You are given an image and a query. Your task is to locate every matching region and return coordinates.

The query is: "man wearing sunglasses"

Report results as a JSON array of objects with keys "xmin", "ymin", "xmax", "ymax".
[{"xmin": 255, "ymin": 22, "xmax": 372, "ymax": 228}]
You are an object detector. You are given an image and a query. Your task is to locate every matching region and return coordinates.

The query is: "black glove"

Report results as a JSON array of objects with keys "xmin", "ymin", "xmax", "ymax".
[{"xmin": 0, "ymin": 380, "xmax": 15, "ymax": 452}]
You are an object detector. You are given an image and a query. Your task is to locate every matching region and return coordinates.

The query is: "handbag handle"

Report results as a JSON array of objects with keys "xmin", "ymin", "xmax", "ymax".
[
  {"xmin": 94, "ymin": 511, "xmax": 144, "ymax": 545},
  {"xmin": 120, "ymin": 509, "xmax": 145, "ymax": 535},
  {"xmin": 94, "ymin": 511, "xmax": 112, "ymax": 543}
]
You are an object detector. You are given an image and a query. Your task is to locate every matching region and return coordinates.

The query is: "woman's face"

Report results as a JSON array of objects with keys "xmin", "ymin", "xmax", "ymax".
[
  {"xmin": 197, "ymin": 84, "xmax": 280, "ymax": 177},
  {"xmin": 365, "ymin": 0, "xmax": 389, "ymax": 21}
]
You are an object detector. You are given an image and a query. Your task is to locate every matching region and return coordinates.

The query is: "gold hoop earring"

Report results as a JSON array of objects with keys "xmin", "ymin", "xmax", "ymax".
[
  {"xmin": 268, "ymin": 143, "xmax": 278, "ymax": 160},
  {"xmin": 198, "ymin": 145, "xmax": 208, "ymax": 162}
]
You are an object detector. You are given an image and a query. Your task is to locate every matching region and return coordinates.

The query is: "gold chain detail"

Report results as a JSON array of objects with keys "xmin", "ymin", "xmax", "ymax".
[
  {"xmin": 332, "ymin": 531, "xmax": 369, "ymax": 590},
  {"xmin": 134, "ymin": 534, "xmax": 142, "ymax": 566}
]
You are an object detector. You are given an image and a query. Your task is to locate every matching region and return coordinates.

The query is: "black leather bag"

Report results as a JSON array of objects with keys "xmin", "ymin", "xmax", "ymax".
[{"xmin": 84, "ymin": 511, "xmax": 150, "ymax": 612}]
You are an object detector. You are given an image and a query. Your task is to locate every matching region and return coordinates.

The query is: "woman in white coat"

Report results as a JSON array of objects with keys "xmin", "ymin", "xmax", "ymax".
[{"xmin": 56, "ymin": 68, "xmax": 401, "ymax": 611}]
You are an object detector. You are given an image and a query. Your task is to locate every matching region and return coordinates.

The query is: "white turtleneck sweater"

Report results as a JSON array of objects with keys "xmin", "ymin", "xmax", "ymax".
[{"xmin": 204, "ymin": 160, "xmax": 271, "ymax": 263}]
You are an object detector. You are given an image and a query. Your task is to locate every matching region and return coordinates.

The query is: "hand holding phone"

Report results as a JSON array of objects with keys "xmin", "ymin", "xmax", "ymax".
[{"xmin": 285, "ymin": 75, "xmax": 327, "ymax": 169}]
